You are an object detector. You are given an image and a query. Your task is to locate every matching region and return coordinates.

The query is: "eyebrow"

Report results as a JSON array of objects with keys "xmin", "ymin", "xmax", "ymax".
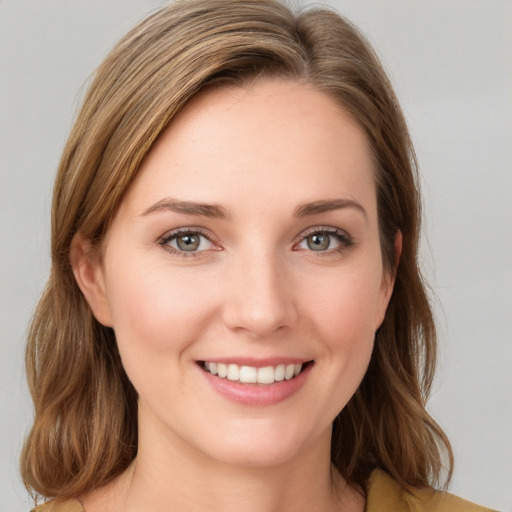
[
  {"xmin": 293, "ymin": 198, "xmax": 367, "ymax": 220},
  {"xmin": 141, "ymin": 198, "xmax": 232, "ymax": 219},
  {"xmin": 140, "ymin": 197, "xmax": 367, "ymax": 220}
]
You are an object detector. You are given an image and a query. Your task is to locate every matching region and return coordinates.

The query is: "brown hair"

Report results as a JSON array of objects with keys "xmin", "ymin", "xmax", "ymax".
[{"xmin": 21, "ymin": 0, "xmax": 453, "ymax": 501}]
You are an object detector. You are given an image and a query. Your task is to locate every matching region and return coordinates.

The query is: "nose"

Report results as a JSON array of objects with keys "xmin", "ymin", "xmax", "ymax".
[{"xmin": 221, "ymin": 250, "xmax": 298, "ymax": 339}]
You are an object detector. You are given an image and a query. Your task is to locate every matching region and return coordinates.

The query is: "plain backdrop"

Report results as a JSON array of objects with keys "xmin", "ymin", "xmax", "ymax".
[{"xmin": 1, "ymin": 1, "xmax": 511, "ymax": 511}]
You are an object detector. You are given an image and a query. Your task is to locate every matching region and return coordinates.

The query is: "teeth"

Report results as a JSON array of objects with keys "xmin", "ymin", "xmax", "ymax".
[
  {"xmin": 239, "ymin": 366, "xmax": 257, "ymax": 383},
  {"xmin": 257, "ymin": 366, "xmax": 275, "ymax": 384},
  {"xmin": 227, "ymin": 364, "xmax": 240, "ymax": 381},
  {"xmin": 217, "ymin": 363, "xmax": 228, "ymax": 378},
  {"xmin": 274, "ymin": 364, "xmax": 285, "ymax": 381},
  {"xmin": 203, "ymin": 362, "xmax": 304, "ymax": 384},
  {"xmin": 284, "ymin": 364, "xmax": 295, "ymax": 380}
]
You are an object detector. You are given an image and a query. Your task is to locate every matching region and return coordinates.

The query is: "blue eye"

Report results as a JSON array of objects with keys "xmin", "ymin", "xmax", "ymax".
[
  {"xmin": 159, "ymin": 229, "xmax": 214, "ymax": 257},
  {"xmin": 303, "ymin": 232, "xmax": 333, "ymax": 251},
  {"xmin": 297, "ymin": 227, "xmax": 354, "ymax": 254}
]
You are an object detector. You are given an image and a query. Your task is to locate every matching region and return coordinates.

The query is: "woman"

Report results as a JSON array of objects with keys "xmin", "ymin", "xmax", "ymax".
[{"xmin": 21, "ymin": 1, "xmax": 494, "ymax": 511}]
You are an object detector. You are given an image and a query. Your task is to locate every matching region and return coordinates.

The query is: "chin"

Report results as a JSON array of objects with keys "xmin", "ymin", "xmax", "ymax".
[
  {"xmin": 195, "ymin": 419, "xmax": 325, "ymax": 469},
  {"xmin": 210, "ymin": 442, "xmax": 302, "ymax": 468}
]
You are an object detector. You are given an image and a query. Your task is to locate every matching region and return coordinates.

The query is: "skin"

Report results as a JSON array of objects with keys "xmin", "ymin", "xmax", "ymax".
[{"xmin": 73, "ymin": 79, "xmax": 399, "ymax": 512}]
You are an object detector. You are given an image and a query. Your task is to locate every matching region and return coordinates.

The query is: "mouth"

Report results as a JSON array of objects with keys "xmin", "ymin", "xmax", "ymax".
[{"xmin": 198, "ymin": 360, "xmax": 313, "ymax": 385}]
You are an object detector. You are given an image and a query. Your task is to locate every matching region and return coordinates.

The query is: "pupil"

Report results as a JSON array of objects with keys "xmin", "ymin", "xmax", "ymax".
[
  {"xmin": 308, "ymin": 234, "xmax": 329, "ymax": 251},
  {"xmin": 178, "ymin": 234, "xmax": 199, "ymax": 251}
]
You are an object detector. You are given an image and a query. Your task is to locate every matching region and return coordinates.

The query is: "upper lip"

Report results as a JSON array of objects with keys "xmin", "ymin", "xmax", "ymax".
[{"xmin": 197, "ymin": 357, "xmax": 312, "ymax": 368}]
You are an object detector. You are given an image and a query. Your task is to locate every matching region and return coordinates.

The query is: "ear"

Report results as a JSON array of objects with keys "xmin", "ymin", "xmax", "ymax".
[
  {"xmin": 375, "ymin": 230, "xmax": 402, "ymax": 330},
  {"xmin": 70, "ymin": 233, "xmax": 113, "ymax": 327}
]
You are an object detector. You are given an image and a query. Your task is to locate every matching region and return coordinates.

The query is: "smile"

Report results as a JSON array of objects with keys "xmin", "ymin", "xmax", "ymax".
[
  {"xmin": 202, "ymin": 361, "xmax": 306, "ymax": 384},
  {"xmin": 198, "ymin": 359, "xmax": 314, "ymax": 406}
]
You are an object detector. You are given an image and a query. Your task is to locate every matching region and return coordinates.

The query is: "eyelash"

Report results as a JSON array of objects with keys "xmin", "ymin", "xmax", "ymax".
[
  {"xmin": 157, "ymin": 226, "xmax": 355, "ymax": 259},
  {"xmin": 158, "ymin": 227, "xmax": 215, "ymax": 259},
  {"xmin": 297, "ymin": 226, "xmax": 355, "ymax": 257}
]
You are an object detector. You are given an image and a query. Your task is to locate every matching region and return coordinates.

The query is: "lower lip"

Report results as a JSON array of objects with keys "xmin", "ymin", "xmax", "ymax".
[{"xmin": 199, "ymin": 363, "xmax": 313, "ymax": 406}]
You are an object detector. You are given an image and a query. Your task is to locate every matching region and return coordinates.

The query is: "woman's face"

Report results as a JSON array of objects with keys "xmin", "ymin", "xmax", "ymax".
[{"xmin": 78, "ymin": 79, "xmax": 395, "ymax": 468}]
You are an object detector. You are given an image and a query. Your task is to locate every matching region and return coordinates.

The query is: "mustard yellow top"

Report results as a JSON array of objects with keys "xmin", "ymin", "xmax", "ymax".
[{"xmin": 31, "ymin": 469, "xmax": 496, "ymax": 512}]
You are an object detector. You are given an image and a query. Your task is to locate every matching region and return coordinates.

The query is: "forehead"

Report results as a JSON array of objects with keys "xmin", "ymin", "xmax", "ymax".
[{"xmin": 122, "ymin": 79, "xmax": 376, "ymax": 220}]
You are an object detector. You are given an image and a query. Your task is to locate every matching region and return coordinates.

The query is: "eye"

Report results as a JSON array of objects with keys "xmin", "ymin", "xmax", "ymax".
[
  {"xmin": 158, "ymin": 228, "xmax": 216, "ymax": 257},
  {"xmin": 295, "ymin": 227, "xmax": 354, "ymax": 255}
]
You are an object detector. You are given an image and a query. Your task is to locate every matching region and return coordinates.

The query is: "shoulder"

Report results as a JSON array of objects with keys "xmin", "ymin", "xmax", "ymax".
[
  {"xmin": 366, "ymin": 469, "xmax": 497, "ymax": 512},
  {"xmin": 31, "ymin": 499, "xmax": 84, "ymax": 512}
]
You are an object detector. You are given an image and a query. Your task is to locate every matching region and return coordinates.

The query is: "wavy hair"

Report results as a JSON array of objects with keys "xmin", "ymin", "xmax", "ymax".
[{"xmin": 21, "ymin": 0, "xmax": 453, "ymax": 500}]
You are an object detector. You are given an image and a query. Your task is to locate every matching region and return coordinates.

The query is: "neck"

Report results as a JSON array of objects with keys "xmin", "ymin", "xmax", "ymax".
[
  {"xmin": 81, "ymin": 410, "xmax": 364, "ymax": 512},
  {"xmin": 129, "ymin": 428, "xmax": 343, "ymax": 512}
]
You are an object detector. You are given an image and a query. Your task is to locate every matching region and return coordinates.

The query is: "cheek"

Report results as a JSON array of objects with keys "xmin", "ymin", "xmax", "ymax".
[
  {"xmin": 104, "ymin": 256, "xmax": 219, "ymax": 368},
  {"xmin": 288, "ymin": 266, "xmax": 381, "ymax": 422},
  {"xmin": 303, "ymin": 262, "xmax": 384, "ymax": 384},
  {"xmin": 305, "ymin": 263, "xmax": 384, "ymax": 341}
]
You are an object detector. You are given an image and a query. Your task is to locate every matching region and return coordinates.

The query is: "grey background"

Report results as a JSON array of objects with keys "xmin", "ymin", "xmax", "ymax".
[{"xmin": 1, "ymin": 1, "xmax": 511, "ymax": 511}]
